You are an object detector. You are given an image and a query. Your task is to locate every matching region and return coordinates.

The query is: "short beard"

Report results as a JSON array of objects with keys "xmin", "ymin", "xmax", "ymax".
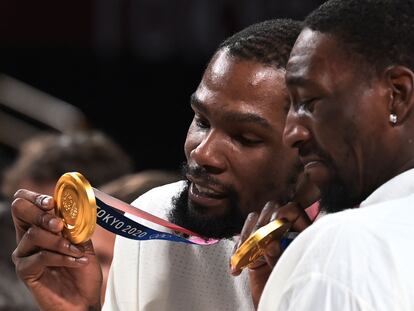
[
  {"xmin": 168, "ymin": 164, "xmax": 245, "ymax": 239},
  {"xmin": 319, "ymin": 176, "xmax": 359, "ymax": 214},
  {"xmin": 299, "ymin": 143, "xmax": 360, "ymax": 214}
]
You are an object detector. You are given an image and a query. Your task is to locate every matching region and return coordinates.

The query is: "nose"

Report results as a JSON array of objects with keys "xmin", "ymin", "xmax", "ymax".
[
  {"xmin": 283, "ymin": 108, "xmax": 311, "ymax": 149},
  {"xmin": 190, "ymin": 130, "xmax": 227, "ymax": 174}
]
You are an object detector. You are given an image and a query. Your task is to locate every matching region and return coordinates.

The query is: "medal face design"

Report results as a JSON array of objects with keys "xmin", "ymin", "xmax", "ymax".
[
  {"xmin": 61, "ymin": 188, "xmax": 79, "ymax": 227},
  {"xmin": 54, "ymin": 172, "xmax": 97, "ymax": 244},
  {"xmin": 231, "ymin": 219, "xmax": 291, "ymax": 271}
]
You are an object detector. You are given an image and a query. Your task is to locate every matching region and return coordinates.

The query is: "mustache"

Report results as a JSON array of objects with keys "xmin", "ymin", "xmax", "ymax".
[
  {"xmin": 298, "ymin": 142, "xmax": 333, "ymax": 165},
  {"xmin": 181, "ymin": 162, "xmax": 230, "ymax": 191}
]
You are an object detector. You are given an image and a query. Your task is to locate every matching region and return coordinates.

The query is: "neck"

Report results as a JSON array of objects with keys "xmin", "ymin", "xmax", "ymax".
[
  {"xmin": 362, "ymin": 155, "xmax": 414, "ymax": 203},
  {"xmin": 393, "ymin": 157, "xmax": 414, "ymax": 178}
]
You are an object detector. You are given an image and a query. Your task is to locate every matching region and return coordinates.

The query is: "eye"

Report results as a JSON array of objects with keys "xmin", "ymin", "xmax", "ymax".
[
  {"xmin": 235, "ymin": 134, "xmax": 263, "ymax": 146},
  {"xmin": 298, "ymin": 98, "xmax": 319, "ymax": 113},
  {"xmin": 194, "ymin": 115, "xmax": 210, "ymax": 129}
]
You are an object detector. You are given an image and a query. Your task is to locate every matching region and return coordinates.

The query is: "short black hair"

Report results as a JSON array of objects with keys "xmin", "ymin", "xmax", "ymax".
[
  {"xmin": 218, "ymin": 18, "xmax": 302, "ymax": 69},
  {"xmin": 305, "ymin": 0, "xmax": 414, "ymax": 73}
]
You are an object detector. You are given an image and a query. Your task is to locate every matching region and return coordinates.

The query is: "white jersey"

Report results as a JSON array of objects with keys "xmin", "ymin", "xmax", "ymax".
[{"xmin": 103, "ymin": 181, "xmax": 253, "ymax": 311}]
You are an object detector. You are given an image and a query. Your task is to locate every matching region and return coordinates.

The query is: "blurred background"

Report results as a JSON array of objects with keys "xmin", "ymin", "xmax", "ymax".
[
  {"xmin": 0, "ymin": 0, "xmax": 326, "ymax": 178},
  {"xmin": 0, "ymin": 2, "xmax": 327, "ymax": 308}
]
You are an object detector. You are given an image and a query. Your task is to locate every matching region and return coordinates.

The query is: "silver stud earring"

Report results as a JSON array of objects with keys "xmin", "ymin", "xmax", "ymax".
[{"xmin": 389, "ymin": 113, "xmax": 397, "ymax": 124}]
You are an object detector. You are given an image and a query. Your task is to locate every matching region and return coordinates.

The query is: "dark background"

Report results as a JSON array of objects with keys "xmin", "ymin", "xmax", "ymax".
[{"xmin": 0, "ymin": 0, "xmax": 325, "ymax": 172}]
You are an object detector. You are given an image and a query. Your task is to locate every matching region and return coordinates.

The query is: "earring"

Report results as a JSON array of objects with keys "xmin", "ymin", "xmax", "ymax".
[{"xmin": 389, "ymin": 113, "xmax": 397, "ymax": 124}]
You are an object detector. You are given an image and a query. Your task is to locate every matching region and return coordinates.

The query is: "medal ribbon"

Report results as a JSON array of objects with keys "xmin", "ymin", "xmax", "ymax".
[{"xmin": 93, "ymin": 188, "xmax": 218, "ymax": 245}]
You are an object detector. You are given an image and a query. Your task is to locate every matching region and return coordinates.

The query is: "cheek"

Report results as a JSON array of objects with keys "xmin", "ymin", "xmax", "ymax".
[
  {"xmin": 236, "ymin": 152, "xmax": 281, "ymax": 194},
  {"xmin": 315, "ymin": 123, "xmax": 355, "ymax": 164},
  {"xmin": 314, "ymin": 109, "xmax": 362, "ymax": 185},
  {"xmin": 314, "ymin": 99, "xmax": 354, "ymax": 150},
  {"xmin": 184, "ymin": 125, "xmax": 201, "ymax": 159},
  {"xmin": 238, "ymin": 163, "xmax": 283, "ymax": 214},
  {"xmin": 230, "ymin": 151, "xmax": 268, "ymax": 186}
]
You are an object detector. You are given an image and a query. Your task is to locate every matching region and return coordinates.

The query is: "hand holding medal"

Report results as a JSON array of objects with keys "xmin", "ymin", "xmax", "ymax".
[
  {"xmin": 230, "ymin": 201, "xmax": 315, "ymax": 309},
  {"xmin": 230, "ymin": 201, "xmax": 316, "ymax": 273}
]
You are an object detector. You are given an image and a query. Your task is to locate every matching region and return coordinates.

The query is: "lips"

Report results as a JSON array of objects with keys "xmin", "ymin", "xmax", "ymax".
[
  {"xmin": 303, "ymin": 159, "xmax": 324, "ymax": 170},
  {"xmin": 300, "ymin": 156, "xmax": 328, "ymax": 175},
  {"xmin": 299, "ymin": 156, "xmax": 332, "ymax": 187},
  {"xmin": 300, "ymin": 156, "xmax": 325, "ymax": 168},
  {"xmin": 192, "ymin": 183, "xmax": 225, "ymax": 198},
  {"xmin": 187, "ymin": 176, "xmax": 228, "ymax": 208}
]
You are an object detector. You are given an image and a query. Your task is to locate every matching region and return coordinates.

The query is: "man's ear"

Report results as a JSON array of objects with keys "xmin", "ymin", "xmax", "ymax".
[{"xmin": 385, "ymin": 66, "xmax": 414, "ymax": 125}]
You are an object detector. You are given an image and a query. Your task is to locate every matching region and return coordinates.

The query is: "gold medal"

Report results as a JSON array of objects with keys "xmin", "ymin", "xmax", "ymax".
[
  {"xmin": 54, "ymin": 172, "xmax": 97, "ymax": 244},
  {"xmin": 231, "ymin": 219, "xmax": 291, "ymax": 271}
]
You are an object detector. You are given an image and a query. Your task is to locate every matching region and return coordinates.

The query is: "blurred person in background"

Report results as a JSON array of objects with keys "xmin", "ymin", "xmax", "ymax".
[
  {"xmin": 100, "ymin": 169, "xmax": 181, "ymax": 204},
  {"xmin": 2, "ymin": 130, "xmax": 133, "ymax": 197},
  {"xmin": 1, "ymin": 130, "xmax": 134, "ymax": 304}
]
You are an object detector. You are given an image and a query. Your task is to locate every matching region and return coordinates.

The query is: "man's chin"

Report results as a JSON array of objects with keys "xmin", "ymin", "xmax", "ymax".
[
  {"xmin": 169, "ymin": 185, "xmax": 244, "ymax": 239},
  {"xmin": 187, "ymin": 197, "xmax": 230, "ymax": 218},
  {"xmin": 319, "ymin": 179, "xmax": 359, "ymax": 214}
]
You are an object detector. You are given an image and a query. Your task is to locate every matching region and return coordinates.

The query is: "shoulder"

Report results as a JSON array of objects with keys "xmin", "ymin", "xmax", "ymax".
[
  {"xmin": 130, "ymin": 180, "xmax": 186, "ymax": 216},
  {"xmin": 260, "ymin": 203, "xmax": 411, "ymax": 311},
  {"xmin": 275, "ymin": 193, "xmax": 414, "ymax": 280},
  {"xmin": 295, "ymin": 190, "xmax": 414, "ymax": 249},
  {"xmin": 281, "ymin": 207, "xmax": 388, "ymax": 279},
  {"xmin": 285, "ymin": 206, "xmax": 393, "ymax": 268},
  {"xmin": 131, "ymin": 180, "xmax": 185, "ymax": 205},
  {"xmin": 112, "ymin": 180, "xmax": 186, "ymax": 252}
]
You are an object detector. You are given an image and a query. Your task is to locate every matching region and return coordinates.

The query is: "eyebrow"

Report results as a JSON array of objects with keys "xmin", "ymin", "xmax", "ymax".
[
  {"xmin": 190, "ymin": 93, "xmax": 272, "ymax": 130},
  {"xmin": 286, "ymin": 74, "xmax": 318, "ymax": 88}
]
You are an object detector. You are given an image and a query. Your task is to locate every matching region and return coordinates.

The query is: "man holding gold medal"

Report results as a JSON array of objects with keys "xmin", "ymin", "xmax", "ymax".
[{"xmin": 10, "ymin": 19, "xmax": 319, "ymax": 311}]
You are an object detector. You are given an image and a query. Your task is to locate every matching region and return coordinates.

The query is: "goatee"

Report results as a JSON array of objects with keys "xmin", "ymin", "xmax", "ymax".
[
  {"xmin": 319, "ymin": 176, "xmax": 360, "ymax": 213},
  {"xmin": 168, "ymin": 163, "xmax": 245, "ymax": 239}
]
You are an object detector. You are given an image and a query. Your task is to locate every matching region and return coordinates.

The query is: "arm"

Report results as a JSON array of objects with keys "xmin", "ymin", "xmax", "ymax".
[
  {"xmin": 262, "ymin": 272, "xmax": 375, "ymax": 311},
  {"xmin": 258, "ymin": 213, "xmax": 402, "ymax": 311}
]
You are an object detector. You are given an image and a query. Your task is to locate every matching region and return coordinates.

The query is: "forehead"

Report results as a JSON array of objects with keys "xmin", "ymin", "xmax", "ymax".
[
  {"xmin": 286, "ymin": 29, "xmax": 356, "ymax": 88},
  {"xmin": 195, "ymin": 49, "xmax": 288, "ymax": 111}
]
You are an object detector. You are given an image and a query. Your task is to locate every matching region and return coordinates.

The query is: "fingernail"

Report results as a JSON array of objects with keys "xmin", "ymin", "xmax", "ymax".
[
  {"xmin": 48, "ymin": 218, "xmax": 61, "ymax": 230},
  {"xmin": 76, "ymin": 257, "xmax": 88, "ymax": 264},
  {"xmin": 69, "ymin": 244, "xmax": 82, "ymax": 255},
  {"xmin": 41, "ymin": 197, "xmax": 52, "ymax": 207},
  {"xmin": 13, "ymin": 189, "xmax": 22, "ymax": 198}
]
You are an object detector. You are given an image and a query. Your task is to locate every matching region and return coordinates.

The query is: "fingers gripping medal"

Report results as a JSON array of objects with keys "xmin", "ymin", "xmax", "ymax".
[
  {"xmin": 231, "ymin": 220, "xmax": 291, "ymax": 271},
  {"xmin": 54, "ymin": 172, "xmax": 97, "ymax": 244}
]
